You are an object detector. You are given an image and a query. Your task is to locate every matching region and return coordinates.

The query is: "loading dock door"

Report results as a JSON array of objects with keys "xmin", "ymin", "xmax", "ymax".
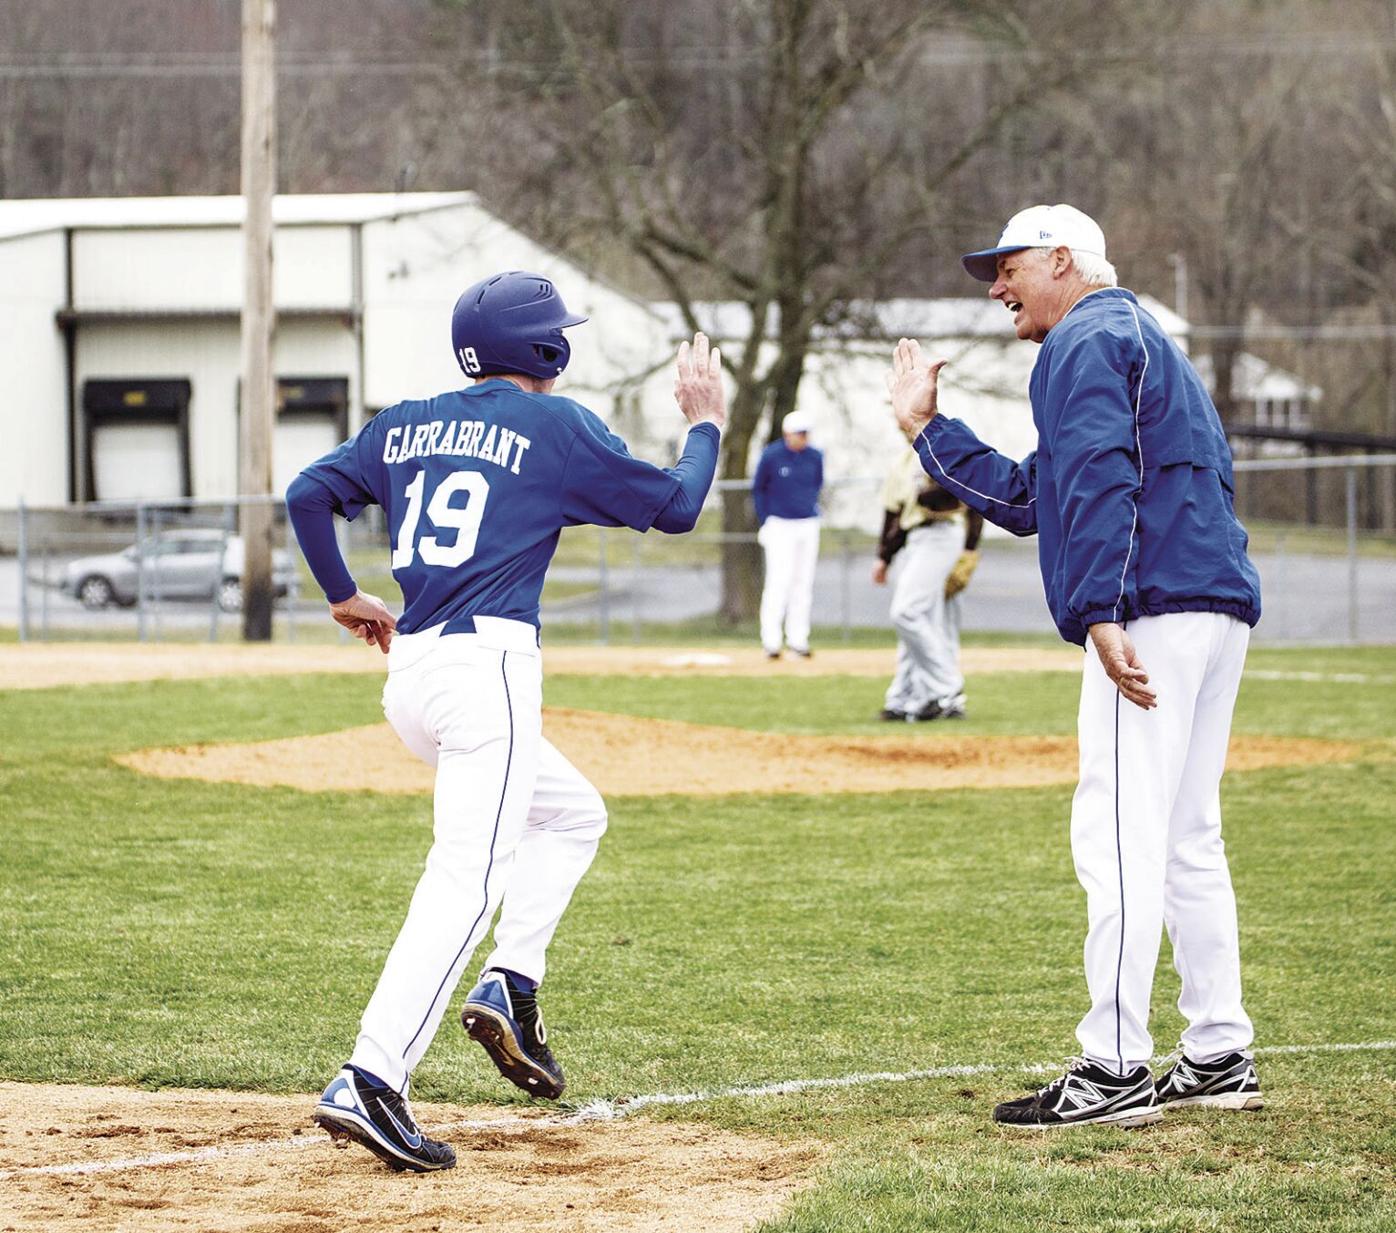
[
  {"xmin": 272, "ymin": 378, "xmax": 350, "ymax": 496},
  {"xmin": 84, "ymin": 380, "xmax": 191, "ymax": 501}
]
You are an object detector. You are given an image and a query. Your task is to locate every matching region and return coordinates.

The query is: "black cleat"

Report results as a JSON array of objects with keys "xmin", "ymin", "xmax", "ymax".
[
  {"xmin": 1157, "ymin": 1051, "xmax": 1263, "ymax": 1111},
  {"xmin": 313, "ymin": 1065, "xmax": 456, "ymax": 1172},
  {"xmin": 908, "ymin": 693, "xmax": 967, "ymax": 722},
  {"xmin": 461, "ymin": 970, "xmax": 566, "ymax": 1100},
  {"xmin": 877, "ymin": 708, "xmax": 907, "ymax": 721},
  {"xmin": 993, "ymin": 1058, "xmax": 1162, "ymax": 1129}
]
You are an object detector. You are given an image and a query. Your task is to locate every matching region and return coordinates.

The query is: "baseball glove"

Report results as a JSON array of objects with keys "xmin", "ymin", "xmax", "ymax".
[{"xmin": 944, "ymin": 549, "xmax": 980, "ymax": 599}]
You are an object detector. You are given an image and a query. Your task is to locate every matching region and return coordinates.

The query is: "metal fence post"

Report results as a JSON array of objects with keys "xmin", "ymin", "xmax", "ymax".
[
  {"xmin": 631, "ymin": 532, "xmax": 642, "ymax": 644},
  {"xmin": 1346, "ymin": 464, "xmax": 1359, "ymax": 643},
  {"xmin": 284, "ymin": 509, "xmax": 297, "ymax": 645},
  {"xmin": 597, "ymin": 528, "xmax": 610, "ymax": 646},
  {"xmin": 840, "ymin": 528, "xmax": 852, "ymax": 643},
  {"xmin": 151, "ymin": 505, "xmax": 165, "ymax": 643},
  {"xmin": 16, "ymin": 498, "xmax": 28, "ymax": 642},
  {"xmin": 135, "ymin": 502, "xmax": 148, "ymax": 642},
  {"xmin": 41, "ymin": 536, "xmax": 50, "ymax": 640},
  {"xmin": 208, "ymin": 503, "xmax": 228, "ymax": 643}
]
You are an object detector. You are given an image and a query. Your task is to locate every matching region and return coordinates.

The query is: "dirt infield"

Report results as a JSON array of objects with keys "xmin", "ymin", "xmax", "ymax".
[
  {"xmin": 0, "ymin": 640, "xmax": 1083, "ymax": 691},
  {"xmin": 0, "ymin": 1082, "xmax": 816, "ymax": 1233},
  {"xmin": 117, "ymin": 708, "xmax": 1363, "ymax": 797}
]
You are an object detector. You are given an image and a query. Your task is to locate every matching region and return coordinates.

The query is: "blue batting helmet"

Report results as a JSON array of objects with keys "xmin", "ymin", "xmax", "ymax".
[{"xmin": 450, "ymin": 271, "xmax": 588, "ymax": 380}]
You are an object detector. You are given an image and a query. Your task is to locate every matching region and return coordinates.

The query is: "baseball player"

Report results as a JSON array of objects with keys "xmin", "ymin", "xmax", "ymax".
[
  {"xmin": 888, "ymin": 205, "xmax": 1263, "ymax": 1128},
  {"xmin": 752, "ymin": 410, "xmax": 824, "ymax": 658},
  {"xmin": 285, "ymin": 270, "xmax": 726, "ymax": 1171},
  {"xmin": 873, "ymin": 447, "xmax": 984, "ymax": 721}
]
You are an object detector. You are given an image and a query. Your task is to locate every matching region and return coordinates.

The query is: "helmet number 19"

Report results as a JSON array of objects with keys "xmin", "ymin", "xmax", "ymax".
[{"xmin": 392, "ymin": 470, "xmax": 490, "ymax": 570}]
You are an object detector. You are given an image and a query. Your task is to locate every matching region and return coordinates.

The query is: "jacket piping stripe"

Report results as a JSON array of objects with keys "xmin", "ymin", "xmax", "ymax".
[
  {"xmin": 915, "ymin": 427, "xmax": 1037, "ymax": 510},
  {"xmin": 404, "ymin": 650, "xmax": 515, "ymax": 1064},
  {"xmin": 1114, "ymin": 302, "xmax": 1149, "ymax": 620},
  {"xmin": 1113, "ymin": 683, "xmax": 1126, "ymax": 1075}
]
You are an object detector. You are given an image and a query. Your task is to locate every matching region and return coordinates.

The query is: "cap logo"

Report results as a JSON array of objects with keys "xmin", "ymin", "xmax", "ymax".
[{"xmin": 1039, "ymin": 230, "xmax": 1052, "ymax": 239}]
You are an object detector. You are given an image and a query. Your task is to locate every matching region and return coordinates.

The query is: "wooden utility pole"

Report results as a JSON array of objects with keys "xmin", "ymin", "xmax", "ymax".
[{"xmin": 239, "ymin": 0, "xmax": 276, "ymax": 641}]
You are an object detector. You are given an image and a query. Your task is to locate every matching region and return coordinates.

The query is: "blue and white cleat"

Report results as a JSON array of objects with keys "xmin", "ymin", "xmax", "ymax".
[
  {"xmin": 461, "ymin": 970, "xmax": 566, "ymax": 1099},
  {"xmin": 312, "ymin": 1065, "xmax": 456, "ymax": 1172}
]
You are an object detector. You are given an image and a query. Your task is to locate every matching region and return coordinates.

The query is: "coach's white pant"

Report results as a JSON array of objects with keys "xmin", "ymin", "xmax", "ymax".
[
  {"xmin": 349, "ymin": 619, "xmax": 607, "ymax": 1094},
  {"xmin": 759, "ymin": 515, "xmax": 820, "ymax": 654},
  {"xmin": 1073, "ymin": 611, "xmax": 1254, "ymax": 1075},
  {"xmin": 883, "ymin": 521, "xmax": 964, "ymax": 714}
]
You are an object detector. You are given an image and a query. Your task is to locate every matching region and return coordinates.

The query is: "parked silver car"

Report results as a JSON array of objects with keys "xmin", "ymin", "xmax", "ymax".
[{"xmin": 60, "ymin": 529, "xmax": 298, "ymax": 612}]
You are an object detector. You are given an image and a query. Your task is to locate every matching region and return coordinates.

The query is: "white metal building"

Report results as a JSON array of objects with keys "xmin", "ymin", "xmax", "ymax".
[
  {"xmin": 0, "ymin": 192, "xmax": 670, "ymax": 508},
  {"xmin": 2, "ymin": 192, "xmax": 1316, "ymax": 531}
]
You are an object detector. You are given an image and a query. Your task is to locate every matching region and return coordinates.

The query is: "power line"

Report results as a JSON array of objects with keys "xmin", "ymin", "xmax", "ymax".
[{"xmin": 0, "ymin": 31, "xmax": 1392, "ymax": 79}]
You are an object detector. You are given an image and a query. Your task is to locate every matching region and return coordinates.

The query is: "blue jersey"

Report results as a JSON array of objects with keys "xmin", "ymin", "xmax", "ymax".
[
  {"xmin": 751, "ymin": 441, "xmax": 823, "ymax": 523},
  {"xmin": 914, "ymin": 288, "xmax": 1260, "ymax": 646},
  {"xmin": 299, "ymin": 379, "xmax": 686, "ymax": 634}
]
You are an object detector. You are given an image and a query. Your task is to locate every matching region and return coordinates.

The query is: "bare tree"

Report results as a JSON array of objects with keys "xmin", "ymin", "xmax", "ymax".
[{"xmin": 428, "ymin": 0, "xmax": 1120, "ymax": 620}]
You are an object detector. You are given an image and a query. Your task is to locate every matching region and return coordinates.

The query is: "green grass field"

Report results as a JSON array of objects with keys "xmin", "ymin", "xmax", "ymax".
[{"xmin": 1, "ymin": 645, "xmax": 1394, "ymax": 1230}]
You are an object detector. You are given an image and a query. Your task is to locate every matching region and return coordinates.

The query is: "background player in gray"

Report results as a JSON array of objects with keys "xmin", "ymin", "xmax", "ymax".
[
  {"xmin": 873, "ymin": 448, "xmax": 983, "ymax": 721},
  {"xmin": 889, "ymin": 205, "xmax": 1263, "ymax": 1129}
]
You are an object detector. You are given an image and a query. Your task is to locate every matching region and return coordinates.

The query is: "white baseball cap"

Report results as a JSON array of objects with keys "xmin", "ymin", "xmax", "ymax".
[
  {"xmin": 960, "ymin": 203, "xmax": 1107, "ymax": 283},
  {"xmin": 782, "ymin": 410, "xmax": 813, "ymax": 435}
]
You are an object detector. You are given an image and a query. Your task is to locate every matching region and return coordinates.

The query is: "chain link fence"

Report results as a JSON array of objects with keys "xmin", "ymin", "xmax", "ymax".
[{"xmin": 2, "ymin": 458, "xmax": 1393, "ymax": 645}]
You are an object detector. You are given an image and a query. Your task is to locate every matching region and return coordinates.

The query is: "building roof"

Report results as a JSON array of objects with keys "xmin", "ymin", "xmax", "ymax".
[{"xmin": 0, "ymin": 191, "xmax": 476, "ymax": 241}]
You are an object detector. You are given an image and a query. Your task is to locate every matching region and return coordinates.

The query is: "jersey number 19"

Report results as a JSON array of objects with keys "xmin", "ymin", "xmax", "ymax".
[{"xmin": 391, "ymin": 470, "xmax": 490, "ymax": 569}]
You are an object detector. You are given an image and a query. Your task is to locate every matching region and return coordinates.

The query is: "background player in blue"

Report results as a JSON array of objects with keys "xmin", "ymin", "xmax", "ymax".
[
  {"xmin": 286, "ymin": 270, "xmax": 726, "ymax": 1172},
  {"xmin": 752, "ymin": 411, "xmax": 824, "ymax": 658},
  {"xmin": 888, "ymin": 205, "xmax": 1263, "ymax": 1130}
]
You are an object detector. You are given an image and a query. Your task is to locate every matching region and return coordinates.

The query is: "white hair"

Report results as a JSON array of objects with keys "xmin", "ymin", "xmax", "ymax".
[
  {"xmin": 1068, "ymin": 249, "xmax": 1118, "ymax": 287},
  {"xmin": 1025, "ymin": 245, "xmax": 1118, "ymax": 287}
]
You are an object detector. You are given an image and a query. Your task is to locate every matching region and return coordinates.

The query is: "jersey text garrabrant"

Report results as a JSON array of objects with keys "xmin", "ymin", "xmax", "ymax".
[{"xmin": 383, "ymin": 420, "xmax": 533, "ymax": 474}]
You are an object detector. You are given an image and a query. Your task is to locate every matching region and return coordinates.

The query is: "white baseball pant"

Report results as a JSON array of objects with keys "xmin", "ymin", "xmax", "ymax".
[
  {"xmin": 883, "ymin": 521, "xmax": 965, "ymax": 714},
  {"xmin": 758, "ymin": 515, "xmax": 820, "ymax": 654},
  {"xmin": 1072, "ymin": 611, "xmax": 1254, "ymax": 1074},
  {"xmin": 349, "ymin": 618, "xmax": 607, "ymax": 1094}
]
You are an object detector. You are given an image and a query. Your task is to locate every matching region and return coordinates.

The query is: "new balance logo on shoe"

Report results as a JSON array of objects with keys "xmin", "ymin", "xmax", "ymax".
[{"xmin": 1157, "ymin": 1051, "xmax": 1263, "ymax": 1111}]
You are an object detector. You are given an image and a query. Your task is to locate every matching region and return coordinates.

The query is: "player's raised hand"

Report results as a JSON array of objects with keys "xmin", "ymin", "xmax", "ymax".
[
  {"xmin": 329, "ymin": 589, "xmax": 397, "ymax": 654},
  {"xmin": 674, "ymin": 332, "xmax": 726, "ymax": 430},
  {"xmin": 1088, "ymin": 621, "xmax": 1158, "ymax": 710},
  {"xmin": 886, "ymin": 338, "xmax": 947, "ymax": 440}
]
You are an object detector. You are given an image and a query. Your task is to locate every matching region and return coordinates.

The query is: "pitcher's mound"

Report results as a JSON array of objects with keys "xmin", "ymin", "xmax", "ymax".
[{"xmin": 115, "ymin": 709, "xmax": 1362, "ymax": 797}]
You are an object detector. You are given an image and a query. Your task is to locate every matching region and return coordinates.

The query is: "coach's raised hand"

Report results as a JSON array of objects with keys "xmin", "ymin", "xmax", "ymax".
[
  {"xmin": 674, "ymin": 332, "xmax": 726, "ymax": 431},
  {"xmin": 886, "ymin": 337, "xmax": 947, "ymax": 440}
]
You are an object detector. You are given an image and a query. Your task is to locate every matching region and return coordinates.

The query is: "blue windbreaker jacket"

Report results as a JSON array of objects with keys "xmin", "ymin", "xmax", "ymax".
[{"xmin": 914, "ymin": 287, "xmax": 1261, "ymax": 647}]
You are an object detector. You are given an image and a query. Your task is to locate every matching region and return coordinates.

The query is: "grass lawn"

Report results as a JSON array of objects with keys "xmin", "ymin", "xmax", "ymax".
[{"xmin": 0, "ymin": 649, "xmax": 1392, "ymax": 1229}]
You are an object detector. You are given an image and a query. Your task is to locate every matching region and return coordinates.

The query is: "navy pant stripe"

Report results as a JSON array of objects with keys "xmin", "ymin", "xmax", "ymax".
[
  {"xmin": 1112, "ymin": 686, "xmax": 1126, "ymax": 1074},
  {"xmin": 404, "ymin": 650, "xmax": 515, "ymax": 1061}
]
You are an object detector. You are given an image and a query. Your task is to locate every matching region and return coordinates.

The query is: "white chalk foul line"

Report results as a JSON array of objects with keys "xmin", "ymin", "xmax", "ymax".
[
  {"xmin": 6, "ymin": 1039, "xmax": 1394, "ymax": 1180},
  {"xmin": 3, "ymin": 1112, "xmax": 571, "ymax": 1179},
  {"xmin": 567, "ymin": 1038, "xmax": 1396, "ymax": 1122}
]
